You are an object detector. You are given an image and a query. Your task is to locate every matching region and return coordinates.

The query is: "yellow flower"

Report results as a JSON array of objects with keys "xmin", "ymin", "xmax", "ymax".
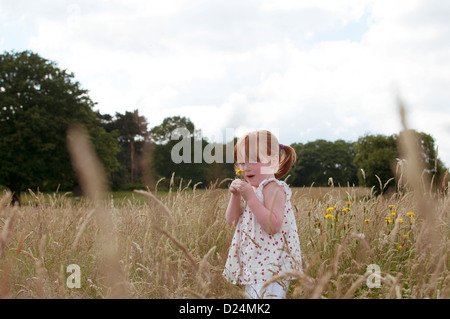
[
  {"xmin": 326, "ymin": 207, "xmax": 336, "ymax": 212},
  {"xmin": 385, "ymin": 217, "xmax": 392, "ymax": 224},
  {"xmin": 402, "ymin": 234, "xmax": 409, "ymax": 238},
  {"xmin": 325, "ymin": 214, "xmax": 334, "ymax": 219},
  {"xmin": 364, "ymin": 219, "xmax": 370, "ymax": 223},
  {"xmin": 346, "ymin": 201, "xmax": 352, "ymax": 206},
  {"xmin": 342, "ymin": 208, "xmax": 351, "ymax": 213},
  {"xmin": 407, "ymin": 212, "xmax": 415, "ymax": 217},
  {"xmin": 397, "ymin": 245, "xmax": 402, "ymax": 250},
  {"xmin": 235, "ymin": 169, "xmax": 244, "ymax": 177},
  {"xmin": 398, "ymin": 218, "xmax": 403, "ymax": 223},
  {"xmin": 390, "ymin": 212, "xmax": 396, "ymax": 217},
  {"xmin": 389, "ymin": 205, "xmax": 396, "ymax": 210}
]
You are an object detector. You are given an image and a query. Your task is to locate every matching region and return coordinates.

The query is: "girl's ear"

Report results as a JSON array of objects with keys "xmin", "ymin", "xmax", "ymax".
[{"xmin": 261, "ymin": 155, "xmax": 279, "ymax": 175}]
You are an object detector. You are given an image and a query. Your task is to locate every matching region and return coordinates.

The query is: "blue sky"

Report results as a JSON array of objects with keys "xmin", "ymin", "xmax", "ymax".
[{"xmin": 1, "ymin": 0, "xmax": 450, "ymax": 167}]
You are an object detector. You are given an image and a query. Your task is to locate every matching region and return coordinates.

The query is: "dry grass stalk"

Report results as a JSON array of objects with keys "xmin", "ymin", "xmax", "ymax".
[
  {"xmin": 0, "ymin": 199, "xmax": 16, "ymax": 298},
  {"xmin": 397, "ymin": 99, "xmax": 440, "ymax": 254},
  {"xmin": 67, "ymin": 125, "xmax": 128, "ymax": 298},
  {"xmin": 133, "ymin": 190, "xmax": 176, "ymax": 226},
  {"xmin": 153, "ymin": 225, "xmax": 198, "ymax": 271},
  {"xmin": 0, "ymin": 213, "xmax": 15, "ymax": 258}
]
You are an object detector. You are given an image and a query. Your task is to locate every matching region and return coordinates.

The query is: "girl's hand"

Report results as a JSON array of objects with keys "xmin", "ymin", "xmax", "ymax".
[
  {"xmin": 229, "ymin": 179, "xmax": 242, "ymax": 196},
  {"xmin": 229, "ymin": 179, "xmax": 253, "ymax": 200}
]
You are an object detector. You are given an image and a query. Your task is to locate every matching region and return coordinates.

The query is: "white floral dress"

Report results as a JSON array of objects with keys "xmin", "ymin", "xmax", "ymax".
[{"xmin": 223, "ymin": 178, "xmax": 302, "ymax": 285}]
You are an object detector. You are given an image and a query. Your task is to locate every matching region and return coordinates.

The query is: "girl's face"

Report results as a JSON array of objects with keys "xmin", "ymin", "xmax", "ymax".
[
  {"xmin": 238, "ymin": 161, "xmax": 275, "ymax": 187},
  {"xmin": 235, "ymin": 136, "xmax": 280, "ymax": 187}
]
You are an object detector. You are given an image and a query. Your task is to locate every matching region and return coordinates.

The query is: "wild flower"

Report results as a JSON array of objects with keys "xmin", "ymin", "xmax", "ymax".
[
  {"xmin": 235, "ymin": 169, "xmax": 244, "ymax": 178},
  {"xmin": 406, "ymin": 212, "xmax": 416, "ymax": 222},
  {"xmin": 325, "ymin": 214, "xmax": 334, "ymax": 220}
]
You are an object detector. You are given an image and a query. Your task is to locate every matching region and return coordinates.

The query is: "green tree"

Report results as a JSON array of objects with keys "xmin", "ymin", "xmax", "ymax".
[
  {"xmin": 99, "ymin": 109, "xmax": 149, "ymax": 187},
  {"xmin": 149, "ymin": 115, "xmax": 195, "ymax": 144},
  {"xmin": 290, "ymin": 140, "xmax": 358, "ymax": 187},
  {"xmin": 0, "ymin": 50, "xmax": 119, "ymax": 204},
  {"xmin": 149, "ymin": 116, "xmax": 207, "ymax": 186},
  {"xmin": 353, "ymin": 134, "xmax": 398, "ymax": 190}
]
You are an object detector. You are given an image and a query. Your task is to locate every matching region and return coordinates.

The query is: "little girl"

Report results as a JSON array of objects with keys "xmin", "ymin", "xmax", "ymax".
[{"xmin": 223, "ymin": 130, "xmax": 302, "ymax": 299}]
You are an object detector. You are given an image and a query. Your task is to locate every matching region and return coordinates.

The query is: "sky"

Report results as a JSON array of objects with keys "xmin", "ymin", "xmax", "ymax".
[{"xmin": 1, "ymin": 0, "xmax": 450, "ymax": 167}]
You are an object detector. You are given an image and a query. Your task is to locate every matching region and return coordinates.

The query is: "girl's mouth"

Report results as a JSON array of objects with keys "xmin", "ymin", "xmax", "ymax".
[{"xmin": 246, "ymin": 174, "xmax": 255, "ymax": 179}]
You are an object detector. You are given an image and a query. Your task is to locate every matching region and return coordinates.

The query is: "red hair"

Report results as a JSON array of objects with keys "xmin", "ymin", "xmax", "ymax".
[{"xmin": 233, "ymin": 130, "xmax": 296, "ymax": 179}]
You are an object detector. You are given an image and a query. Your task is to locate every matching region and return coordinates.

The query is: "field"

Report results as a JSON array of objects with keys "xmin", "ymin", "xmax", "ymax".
[
  {"xmin": 0, "ymin": 126, "xmax": 448, "ymax": 299},
  {"xmin": 0, "ymin": 181, "xmax": 448, "ymax": 299}
]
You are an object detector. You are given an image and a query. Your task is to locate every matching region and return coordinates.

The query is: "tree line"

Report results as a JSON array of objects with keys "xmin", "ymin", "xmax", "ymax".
[{"xmin": 1, "ymin": 51, "xmax": 447, "ymax": 204}]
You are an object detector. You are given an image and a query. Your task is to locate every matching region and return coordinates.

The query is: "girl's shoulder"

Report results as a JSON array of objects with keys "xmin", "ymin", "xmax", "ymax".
[{"xmin": 257, "ymin": 178, "xmax": 292, "ymax": 200}]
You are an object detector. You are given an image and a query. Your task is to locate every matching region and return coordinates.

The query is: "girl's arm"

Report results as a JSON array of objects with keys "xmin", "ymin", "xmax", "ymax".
[
  {"xmin": 242, "ymin": 182, "xmax": 285, "ymax": 235},
  {"xmin": 226, "ymin": 180, "xmax": 244, "ymax": 226},
  {"xmin": 225, "ymin": 194, "xmax": 243, "ymax": 226}
]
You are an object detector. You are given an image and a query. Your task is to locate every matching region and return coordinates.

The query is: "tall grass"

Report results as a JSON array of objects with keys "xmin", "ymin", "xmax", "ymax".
[{"xmin": 0, "ymin": 177, "xmax": 448, "ymax": 298}]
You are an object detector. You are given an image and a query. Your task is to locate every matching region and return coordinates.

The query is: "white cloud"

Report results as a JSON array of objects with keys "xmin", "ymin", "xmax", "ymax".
[
  {"xmin": 1, "ymin": 0, "xmax": 449, "ymax": 166},
  {"xmin": 260, "ymin": 0, "xmax": 369, "ymax": 20}
]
